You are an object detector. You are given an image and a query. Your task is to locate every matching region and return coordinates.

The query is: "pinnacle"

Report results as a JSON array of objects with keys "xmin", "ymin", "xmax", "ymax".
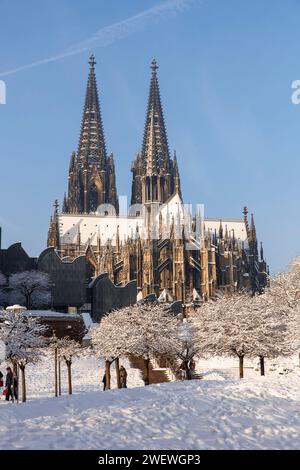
[
  {"xmin": 77, "ymin": 54, "xmax": 107, "ymax": 164},
  {"xmin": 142, "ymin": 60, "xmax": 170, "ymax": 174}
]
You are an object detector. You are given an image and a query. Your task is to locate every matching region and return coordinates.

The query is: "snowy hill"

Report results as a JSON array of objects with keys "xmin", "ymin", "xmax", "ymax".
[{"xmin": 0, "ymin": 355, "xmax": 299, "ymax": 449}]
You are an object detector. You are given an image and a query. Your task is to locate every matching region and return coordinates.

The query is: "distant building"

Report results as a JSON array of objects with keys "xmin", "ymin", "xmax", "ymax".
[
  {"xmin": 48, "ymin": 56, "xmax": 268, "ymax": 302},
  {"xmin": 0, "ymin": 242, "xmax": 135, "ymax": 320},
  {"xmin": 24, "ymin": 311, "xmax": 85, "ymax": 342},
  {"xmin": 0, "ymin": 242, "xmax": 36, "ymax": 276}
]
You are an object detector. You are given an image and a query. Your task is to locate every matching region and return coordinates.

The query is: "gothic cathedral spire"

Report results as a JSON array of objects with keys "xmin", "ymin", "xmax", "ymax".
[
  {"xmin": 131, "ymin": 59, "xmax": 181, "ymax": 205},
  {"xmin": 63, "ymin": 54, "xmax": 118, "ymax": 214},
  {"xmin": 142, "ymin": 59, "xmax": 170, "ymax": 172},
  {"xmin": 77, "ymin": 54, "xmax": 106, "ymax": 166}
]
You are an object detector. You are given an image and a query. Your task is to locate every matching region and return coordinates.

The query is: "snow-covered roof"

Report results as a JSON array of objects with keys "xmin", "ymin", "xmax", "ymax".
[
  {"xmin": 58, "ymin": 196, "xmax": 247, "ymax": 245},
  {"xmin": 6, "ymin": 304, "xmax": 27, "ymax": 312},
  {"xmin": 204, "ymin": 219, "xmax": 247, "ymax": 242},
  {"xmin": 24, "ymin": 310, "xmax": 81, "ymax": 319},
  {"xmin": 59, "ymin": 194, "xmax": 190, "ymax": 246},
  {"xmin": 58, "ymin": 214, "xmax": 145, "ymax": 246}
]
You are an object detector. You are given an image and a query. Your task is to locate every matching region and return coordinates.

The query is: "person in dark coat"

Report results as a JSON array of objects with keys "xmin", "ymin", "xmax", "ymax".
[
  {"xmin": 119, "ymin": 365, "xmax": 127, "ymax": 388},
  {"xmin": 0, "ymin": 370, "xmax": 3, "ymax": 388},
  {"xmin": 102, "ymin": 373, "xmax": 106, "ymax": 391},
  {"xmin": 102, "ymin": 370, "xmax": 112, "ymax": 391},
  {"xmin": 5, "ymin": 367, "xmax": 14, "ymax": 401},
  {"xmin": 13, "ymin": 374, "xmax": 18, "ymax": 400}
]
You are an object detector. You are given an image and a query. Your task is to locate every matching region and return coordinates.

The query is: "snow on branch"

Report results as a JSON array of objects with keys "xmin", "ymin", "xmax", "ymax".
[
  {"xmin": 9, "ymin": 270, "xmax": 52, "ymax": 310},
  {"xmin": 0, "ymin": 310, "xmax": 46, "ymax": 366},
  {"xmin": 192, "ymin": 290, "xmax": 296, "ymax": 360},
  {"xmin": 92, "ymin": 303, "xmax": 180, "ymax": 361}
]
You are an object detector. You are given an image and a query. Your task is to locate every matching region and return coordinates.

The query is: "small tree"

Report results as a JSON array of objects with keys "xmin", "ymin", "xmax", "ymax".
[
  {"xmin": 194, "ymin": 294, "xmax": 260, "ymax": 378},
  {"xmin": 58, "ymin": 337, "xmax": 82, "ymax": 395},
  {"xmin": 9, "ymin": 270, "xmax": 52, "ymax": 310},
  {"xmin": 48, "ymin": 335, "xmax": 60, "ymax": 397},
  {"xmin": 176, "ymin": 320, "xmax": 201, "ymax": 380},
  {"xmin": 0, "ymin": 311, "xmax": 46, "ymax": 401},
  {"xmin": 193, "ymin": 291, "xmax": 297, "ymax": 378},
  {"xmin": 124, "ymin": 303, "xmax": 180, "ymax": 385},
  {"xmin": 254, "ymin": 277, "xmax": 299, "ymax": 374},
  {"xmin": 91, "ymin": 308, "xmax": 135, "ymax": 389}
]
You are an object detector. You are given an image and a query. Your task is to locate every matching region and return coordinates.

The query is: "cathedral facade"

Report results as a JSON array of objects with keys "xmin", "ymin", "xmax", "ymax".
[{"xmin": 48, "ymin": 55, "xmax": 268, "ymax": 304}]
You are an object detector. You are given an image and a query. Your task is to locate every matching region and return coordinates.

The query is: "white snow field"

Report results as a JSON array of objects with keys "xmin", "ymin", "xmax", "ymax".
[{"xmin": 0, "ymin": 354, "xmax": 299, "ymax": 450}]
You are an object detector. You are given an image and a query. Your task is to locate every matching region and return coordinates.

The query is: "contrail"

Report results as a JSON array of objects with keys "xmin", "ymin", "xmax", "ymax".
[{"xmin": 0, "ymin": 0, "xmax": 194, "ymax": 77}]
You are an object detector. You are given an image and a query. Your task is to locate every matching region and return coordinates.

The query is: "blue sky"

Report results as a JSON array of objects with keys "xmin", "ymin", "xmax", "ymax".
[{"xmin": 0, "ymin": 0, "xmax": 299, "ymax": 273}]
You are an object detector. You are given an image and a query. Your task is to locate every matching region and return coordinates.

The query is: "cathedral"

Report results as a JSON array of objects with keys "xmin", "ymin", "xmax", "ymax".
[{"xmin": 48, "ymin": 55, "xmax": 268, "ymax": 305}]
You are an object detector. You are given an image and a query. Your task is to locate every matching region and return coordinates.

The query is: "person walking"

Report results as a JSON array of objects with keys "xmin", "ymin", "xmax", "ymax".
[
  {"xmin": 5, "ymin": 367, "xmax": 14, "ymax": 401},
  {"xmin": 119, "ymin": 365, "xmax": 127, "ymax": 388},
  {"xmin": 102, "ymin": 373, "xmax": 106, "ymax": 391},
  {"xmin": 0, "ymin": 370, "xmax": 3, "ymax": 398}
]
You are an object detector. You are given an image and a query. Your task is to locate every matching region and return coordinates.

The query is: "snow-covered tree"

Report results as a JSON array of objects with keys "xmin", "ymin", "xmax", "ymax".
[
  {"xmin": 124, "ymin": 303, "xmax": 180, "ymax": 385},
  {"xmin": 249, "ymin": 292, "xmax": 296, "ymax": 374},
  {"xmin": 194, "ymin": 294, "xmax": 257, "ymax": 377},
  {"xmin": 0, "ymin": 311, "xmax": 46, "ymax": 401},
  {"xmin": 92, "ymin": 303, "xmax": 179, "ymax": 386},
  {"xmin": 176, "ymin": 319, "xmax": 201, "ymax": 380},
  {"xmin": 48, "ymin": 335, "xmax": 63, "ymax": 397},
  {"xmin": 91, "ymin": 308, "xmax": 134, "ymax": 389},
  {"xmin": 57, "ymin": 337, "xmax": 82, "ymax": 395},
  {"xmin": 9, "ymin": 270, "xmax": 52, "ymax": 310},
  {"xmin": 193, "ymin": 291, "xmax": 296, "ymax": 378}
]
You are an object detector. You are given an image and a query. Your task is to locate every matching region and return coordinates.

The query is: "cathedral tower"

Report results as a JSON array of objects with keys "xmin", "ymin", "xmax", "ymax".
[
  {"xmin": 131, "ymin": 59, "xmax": 181, "ymax": 205},
  {"xmin": 63, "ymin": 55, "xmax": 118, "ymax": 214}
]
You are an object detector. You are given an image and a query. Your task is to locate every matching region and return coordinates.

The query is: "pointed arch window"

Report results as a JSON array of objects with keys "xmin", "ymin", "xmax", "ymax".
[{"xmin": 89, "ymin": 183, "xmax": 98, "ymax": 212}]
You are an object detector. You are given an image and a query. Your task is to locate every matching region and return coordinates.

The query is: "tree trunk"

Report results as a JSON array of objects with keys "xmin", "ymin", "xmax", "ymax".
[
  {"xmin": 58, "ymin": 359, "xmax": 61, "ymax": 396},
  {"xmin": 105, "ymin": 360, "xmax": 111, "ymax": 390},
  {"xmin": 115, "ymin": 357, "xmax": 121, "ymax": 389},
  {"xmin": 239, "ymin": 355, "xmax": 244, "ymax": 379},
  {"xmin": 25, "ymin": 293, "xmax": 31, "ymax": 310},
  {"xmin": 12, "ymin": 361, "xmax": 18, "ymax": 376},
  {"xmin": 186, "ymin": 360, "xmax": 192, "ymax": 380},
  {"xmin": 144, "ymin": 358, "xmax": 150, "ymax": 385},
  {"xmin": 54, "ymin": 347, "xmax": 58, "ymax": 397},
  {"xmin": 16, "ymin": 364, "xmax": 19, "ymax": 404},
  {"xmin": 20, "ymin": 365, "xmax": 26, "ymax": 402},
  {"xmin": 67, "ymin": 362, "xmax": 72, "ymax": 395},
  {"xmin": 260, "ymin": 356, "xmax": 265, "ymax": 376}
]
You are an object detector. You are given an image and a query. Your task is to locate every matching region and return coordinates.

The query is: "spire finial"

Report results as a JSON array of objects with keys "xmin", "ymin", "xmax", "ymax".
[
  {"xmin": 151, "ymin": 58, "xmax": 158, "ymax": 73},
  {"xmin": 53, "ymin": 199, "xmax": 59, "ymax": 213},
  {"xmin": 219, "ymin": 219, "xmax": 223, "ymax": 239},
  {"xmin": 89, "ymin": 54, "xmax": 96, "ymax": 68}
]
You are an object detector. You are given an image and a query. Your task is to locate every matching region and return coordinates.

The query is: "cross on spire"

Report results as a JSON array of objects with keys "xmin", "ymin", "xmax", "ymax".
[
  {"xmin": 151, "ymin": 58, "xmax": 158, "ymax": 73},
  {"xmin": 53, "ymin": 199, "xmax": 59, "ymax": 213},
  {"xmin": 89, "ymin": 54, "xmax": 96, "ymax": 68}
]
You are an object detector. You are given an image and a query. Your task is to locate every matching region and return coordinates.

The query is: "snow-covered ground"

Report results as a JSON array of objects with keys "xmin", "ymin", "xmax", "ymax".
[{"xmin": 0, "ymin": 353, "xmax": 299, "ymax": 450}]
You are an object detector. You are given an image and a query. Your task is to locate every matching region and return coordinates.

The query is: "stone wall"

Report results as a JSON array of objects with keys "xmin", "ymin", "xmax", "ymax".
[
  {"xmin": 38, "ymin": 248, "xmax": 86, "ymax": 310},
  {"xmin": 89, "ymin": 273, "xmax": 136, "ymax": 322}
]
